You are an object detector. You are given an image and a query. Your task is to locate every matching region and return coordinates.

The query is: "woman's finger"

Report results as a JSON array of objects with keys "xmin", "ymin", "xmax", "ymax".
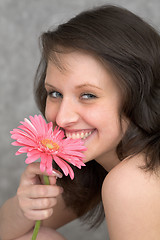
[
  {"xmin": 24, "ymin": 208, "xmax": 54, "ymax": 221},
  {"xmin": 21, "ymin": 163, "xmax": 63, "ymax": 186},
  {"xmin": 28, "ymin": 197, "xmax": 57, "ymax": 210},
  {"xmin": 21, "ymin": 184, "xmax": 63, "ymax": 198},
  {"xmin": 52, "ymin": 169, "xmax": 63, "ymax": 179}
]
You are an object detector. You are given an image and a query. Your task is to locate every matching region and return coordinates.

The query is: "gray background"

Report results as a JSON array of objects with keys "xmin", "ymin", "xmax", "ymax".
[{"xmin": 0, "ymin": 0, "xmax": 160, "ymax": 239}]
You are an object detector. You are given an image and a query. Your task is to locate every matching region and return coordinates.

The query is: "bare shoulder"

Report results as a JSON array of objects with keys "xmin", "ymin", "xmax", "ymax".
[{"xmin": 102, "ymin": 154, "xmax": 160, "ymax": 240}]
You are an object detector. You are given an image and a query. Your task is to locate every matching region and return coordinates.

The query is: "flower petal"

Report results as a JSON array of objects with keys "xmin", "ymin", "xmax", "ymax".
[
  {"xmin": 57, "ymin": 153, "xmax": 85, "ymax": 168},
  {"xmin": 17, "ymin": 125, "xmax": 37, "ymax": 138},
  {"xmin": 53, "ymin": 155, "xmax": 74, "ymax": 179},
  {"xmin": 25, "ymin": 153, "xmax": 40, "ymax": 164},
  {"xmin": 27, "ymin": 149, "xmax": 41, "ymax": 157},
  {"xmin": 16, "ymin": 138, "xmax": 37, "ymax": 147},
  {"xmin": 45, "ymin": 155, "xmax": 53, "ymax": 175},
  {"xmin": 15, "ymin": 147, "xmax": 32, "ymax": 155},
  {"xmin": 40, "ymin": 153, "xmax": 47, "ymax": 163},
  {"xmin": 29, "ymin": 115, "xmax": 45, "ymax": 136},
  {"xmin": 11, "ymin": 141, "xmax": 21, "ymax": 146},
  {"xmin": 40, "ymin": 163, "xmax": 46, "ymax": 172},
  {"xmin": 20, "ymin": 119, "xmax": 38, "ymax": 136}
]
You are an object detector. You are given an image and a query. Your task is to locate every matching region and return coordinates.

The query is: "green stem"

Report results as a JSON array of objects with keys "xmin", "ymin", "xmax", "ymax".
[
  {"xmin": 31, "ymin": 220, "xmax": 41, "ymax": 240},
  {"xmin": 31, "ymin": 175, "xmax": 50, "ymax": 240},
  {"xmin": 43, "ymin": 175, "xmax": 50, "ymax": 185}
]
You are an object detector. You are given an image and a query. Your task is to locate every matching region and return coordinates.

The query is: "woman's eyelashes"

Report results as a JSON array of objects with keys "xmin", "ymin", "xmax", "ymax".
[
  {"xmin": 48, "ymin": 90, "xmax": 63, "ymax": 99},
  {"xmin": 46, "ymin": 89, "xmax": 97, "ymax": 101},
  {"xmin": 80, "ymin": 93, "xmax": 97, "ymax": 100}
]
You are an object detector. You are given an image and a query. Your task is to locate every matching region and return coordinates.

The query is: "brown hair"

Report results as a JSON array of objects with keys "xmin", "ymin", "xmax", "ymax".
[{"xmin": 34, "ymin": 5, "xmax": 160, "ymax": 227}]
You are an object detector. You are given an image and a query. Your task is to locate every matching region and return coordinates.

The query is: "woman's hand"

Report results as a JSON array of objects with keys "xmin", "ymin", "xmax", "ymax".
[{"xmin": 17, "ymin": 162, "xmax": 63, "ymax": 221}]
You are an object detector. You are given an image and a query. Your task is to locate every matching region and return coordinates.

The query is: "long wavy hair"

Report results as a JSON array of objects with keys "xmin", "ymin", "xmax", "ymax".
[{"xmin": 34, "ymin": 5, "xmax": 160, "ymax": 227}]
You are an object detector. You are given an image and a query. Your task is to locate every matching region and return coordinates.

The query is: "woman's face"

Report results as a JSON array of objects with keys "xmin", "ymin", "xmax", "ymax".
[{"xmin": 45, "ymin": 51, "xmax": 127, "ymax": 171}]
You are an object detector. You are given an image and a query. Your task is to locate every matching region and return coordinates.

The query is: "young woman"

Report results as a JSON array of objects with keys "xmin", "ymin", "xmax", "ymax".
[{"xmin": 1, "ymin": 4, "xmax": 160, "ymax": 240}]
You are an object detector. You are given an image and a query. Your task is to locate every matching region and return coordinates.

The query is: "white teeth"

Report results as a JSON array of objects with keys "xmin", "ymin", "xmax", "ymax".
[
  {"xmin": 85, "ymin": 132, "xmax": 89, "ymax": 138},
  {"xmin": 72, "ymin": 133, "xmax": 76, "ymax": 139},
  {"xmin": 66, "ymin": 131, "xmax": 93, "ymax": 139},
  {"xmin": 83, "ymin": 131, "xmax": 92, "ymax": 139},
  {"xmin": 77, "ymin": 133, "xmax": 80, "ymax": 138},
  {"xmin": 81, "ymin": 132, "xmax": 84, "ymax": 138}
]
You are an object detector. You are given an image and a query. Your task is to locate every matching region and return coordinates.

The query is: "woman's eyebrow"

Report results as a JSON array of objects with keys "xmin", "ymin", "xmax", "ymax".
[
  {"xmin": 45, "ymin": 83, "xmax": 56, "ymax": 88},
  {"xmin": 45, "ymin": 82, "xmax": 102, "ymax": 90},
  {"xmin": 45, "ymin": 83, "xmax": 61, "ymax": 91},
  {"xmin": 75, "ymin": 83, "xmax": 102, "ymax": 90}
]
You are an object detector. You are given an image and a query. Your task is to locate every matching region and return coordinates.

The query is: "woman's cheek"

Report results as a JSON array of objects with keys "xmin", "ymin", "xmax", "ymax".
[{"xmin": 45, "ymin": 101, "xmax": 58, "ymax": 123}]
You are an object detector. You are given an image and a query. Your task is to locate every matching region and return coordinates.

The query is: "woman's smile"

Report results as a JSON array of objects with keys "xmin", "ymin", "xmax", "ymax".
[{"xmin": 65, "ymin": 129, "xmax": 96, "ymax": 140}]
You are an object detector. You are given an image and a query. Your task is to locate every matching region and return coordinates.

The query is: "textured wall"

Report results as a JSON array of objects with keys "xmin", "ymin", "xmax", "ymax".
[{"xmin": 0, "ymin": 0, "xmax": 160, "ymax": 239}]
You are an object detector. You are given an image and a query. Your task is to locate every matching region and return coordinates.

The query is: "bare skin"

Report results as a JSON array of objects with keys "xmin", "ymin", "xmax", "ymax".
[
  {"xmin": 13, "ymin": 227, "xmax": 66, "ymax": 240},
  {"xmin": 102, "ymin": 154, "xmax": 160, "ymax": 240},
  {"xmin": 0, "ymin": 163, "xmax": 77, "ymax": 240}
]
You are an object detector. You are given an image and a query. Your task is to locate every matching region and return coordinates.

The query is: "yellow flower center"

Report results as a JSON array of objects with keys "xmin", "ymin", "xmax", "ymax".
[{"xmin": 41, "ymin": 139, "xmax": 59, "ymax": 150}]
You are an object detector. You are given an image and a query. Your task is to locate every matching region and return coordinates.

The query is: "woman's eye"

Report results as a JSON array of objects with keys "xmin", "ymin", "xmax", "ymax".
[
  {"xmin": 48, "ymin": 91, "xmax": 63, "ymax": 99},
  {"xmin": 81, "ymin": 93, "xmax": 97, "ymax": 100}
]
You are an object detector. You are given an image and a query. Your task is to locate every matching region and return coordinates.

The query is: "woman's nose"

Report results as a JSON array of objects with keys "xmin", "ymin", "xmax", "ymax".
[{"xmin": 56, "ymin": 98, "xmax": 79, "ymax": 128}]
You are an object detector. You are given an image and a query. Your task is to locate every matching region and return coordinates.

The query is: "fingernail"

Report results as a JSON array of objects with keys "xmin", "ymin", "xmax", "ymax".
[{"xmin": 52, "ymin": 170, "xmax": 63, "ymax": 178}]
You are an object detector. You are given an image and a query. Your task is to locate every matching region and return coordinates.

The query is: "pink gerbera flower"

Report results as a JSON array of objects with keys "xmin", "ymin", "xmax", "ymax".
[{"xmin": 10, "ymin": 115, "xmax": 86, "ymax": 179}]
